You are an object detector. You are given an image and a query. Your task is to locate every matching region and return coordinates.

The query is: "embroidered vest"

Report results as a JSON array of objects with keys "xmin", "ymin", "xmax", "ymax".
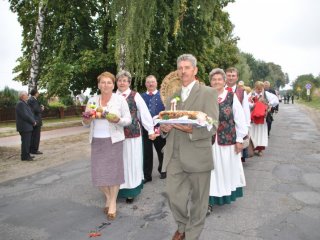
[
  {"xmin": 141, "ymin": 91, "xmax": 165, "ymax": 117},
  {"xmin": 235, "ymin": 87, "xmax": 244, "ymax": 104},
  {"xmin": 217, "ymin": 92, "xmax": 236, "ymax": 145},
  {"xmin": 124, "ymin": 91, "xmax": 141, "ymax": 138}
]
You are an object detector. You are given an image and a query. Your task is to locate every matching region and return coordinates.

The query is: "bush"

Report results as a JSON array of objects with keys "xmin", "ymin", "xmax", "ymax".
[
  {"xmin": 48, "ymin": 101, "xmax": 66, "ymax": 110},
  {"xmin": 0, "ymin": 87, "xmax": 19, "ymax": 108},
  {"xmin": 60, "ymin": 95, "xmax": 75, "ymax": 106}
]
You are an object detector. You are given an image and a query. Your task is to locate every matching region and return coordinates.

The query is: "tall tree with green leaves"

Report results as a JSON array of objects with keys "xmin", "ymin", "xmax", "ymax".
[{"xmin": 10, "ymin": 0, "xmax": 239, "ymax": 94}]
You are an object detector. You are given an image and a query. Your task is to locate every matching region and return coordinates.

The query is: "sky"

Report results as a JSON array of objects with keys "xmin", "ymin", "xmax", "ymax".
[{"xmin": 1, "ymin": 0, "xmax": 320, "ymax": 91}]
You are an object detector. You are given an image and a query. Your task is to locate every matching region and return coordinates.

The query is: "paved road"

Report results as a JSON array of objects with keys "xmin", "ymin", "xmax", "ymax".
[{"xmin": 1, "ymin": 103, "xmax": 320, "ymax": 240}]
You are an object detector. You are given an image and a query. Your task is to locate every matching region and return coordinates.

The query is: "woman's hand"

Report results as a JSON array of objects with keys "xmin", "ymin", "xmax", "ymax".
[
  {"xmin": 235, "ymin": 142, "xmax": 243, "ymax": 154},
  {"xmin": 148, "ymin": 133, "xmax": 157, "ymax": 141},
  {"xmin": 160, "ymin": 124, "xmax": 173, "ymax": 133},
  {"xmin": 82, "ymin": 117, "xmax": 93, "ymax": 125}
]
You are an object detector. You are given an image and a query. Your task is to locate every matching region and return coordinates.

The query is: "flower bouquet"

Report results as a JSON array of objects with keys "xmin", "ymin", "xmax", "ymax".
[{"xmin": 82, "ymin": 102, "xmax": 118, "ymax": 121}]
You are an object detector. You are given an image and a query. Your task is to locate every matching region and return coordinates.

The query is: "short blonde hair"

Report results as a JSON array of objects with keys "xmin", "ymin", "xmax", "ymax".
[
  {"xmin": 254, "ymin": 81, "xmax": 264, "ymax": 89},
  {"xmin": 97, "ymin": 71, "xmax": 116, "ymax": 84}
]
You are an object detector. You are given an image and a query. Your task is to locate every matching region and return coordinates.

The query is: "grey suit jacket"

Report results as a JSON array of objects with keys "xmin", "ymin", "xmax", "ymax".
[
  {"xmin": 27, "ymin": 96, "xmax": 43, "ymax": 126},
  {"xmin": 15, "ymin": 100, "xmax": 35, "ymax": 133},
  {"xmin": 162, "ymin": 82, "xmax": 219, "ymax": 173}
]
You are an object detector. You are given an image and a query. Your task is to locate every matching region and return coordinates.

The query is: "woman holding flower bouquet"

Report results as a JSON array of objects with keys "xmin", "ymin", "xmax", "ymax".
[
  {"xmin": 115, "ymin": 70, "xmax": 156, "ymax": 204},
  {"xmin": 208, "ymin": 68, "xmax": 248, "ymax": 212},
  {"xmin": 82, "ymin": 71, "xmax": 131, "ymax": 221}
]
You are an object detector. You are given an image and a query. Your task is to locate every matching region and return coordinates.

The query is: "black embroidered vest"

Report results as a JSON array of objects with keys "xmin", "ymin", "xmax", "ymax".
[
  {"xmin": 124, "ymin": 91, "xmax": 141, "ymax": 138},
  {"xmin": 217, "ymin": 92, "xmax": 236, "ymax": 145}
]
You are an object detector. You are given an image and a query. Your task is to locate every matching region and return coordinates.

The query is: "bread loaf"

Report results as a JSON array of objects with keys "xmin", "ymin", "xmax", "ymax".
[{"xmin": 158, "ymin": 110, "xmax": 201, "ymax": 120}]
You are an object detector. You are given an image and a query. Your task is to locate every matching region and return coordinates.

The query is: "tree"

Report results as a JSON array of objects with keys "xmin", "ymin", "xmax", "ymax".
[
  {"xmin": 241, "ymin": 52, "xmax": 287, "ymax": 89},
  {"xmin": 265, "ymin": 62, "xmax": 286, "ymax": 89},
  {"xmin": 235, "ymin": 51, "xmax": 252, "ymax": 85},
  {"xmin": 0, "ymin": 87, "xmax": 18, "ymax": 108},
  {"xmin": 10, "ymin": 0, "xmax": 239, "ymax": 94},
  {"xmin": 28, "ymin": 0, "xmax": 47, "ymax": 93},
  {"xmin": 292, "ymin": 74, "xmax": 319, "ymax": 100}
]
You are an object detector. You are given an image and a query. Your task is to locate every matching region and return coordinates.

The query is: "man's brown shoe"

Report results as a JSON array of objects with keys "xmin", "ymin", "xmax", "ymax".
[{"xmin": 172, "ymin": 230, "xmax": 185, "ymax": 240}]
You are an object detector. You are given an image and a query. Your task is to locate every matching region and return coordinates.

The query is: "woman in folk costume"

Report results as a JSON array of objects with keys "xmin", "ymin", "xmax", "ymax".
[
  {"xmin": 115, "ymin": 70, "xmax": 156, "ymax": 203},
  {"xmin": 248, "ymin": 81, "xmax": 279, "ymax": 156},
  {"xmin": 208, "ymin": 68, "xmax": 248, "ymax": 212}
]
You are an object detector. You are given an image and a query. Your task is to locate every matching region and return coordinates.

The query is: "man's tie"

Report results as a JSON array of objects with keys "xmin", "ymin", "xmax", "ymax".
[
  {"xmin": 225, "ymin": 87, "xmax": 233, "ymax": 92},
  {"xmin": 148, "ymin": 92, "xmax": 153, "ymax": 96}
]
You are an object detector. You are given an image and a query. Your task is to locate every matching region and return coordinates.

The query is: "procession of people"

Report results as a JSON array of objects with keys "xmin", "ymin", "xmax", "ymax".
[{"xmin": 16, "ymin": 53, "xmax": 279, "ymax": 240}]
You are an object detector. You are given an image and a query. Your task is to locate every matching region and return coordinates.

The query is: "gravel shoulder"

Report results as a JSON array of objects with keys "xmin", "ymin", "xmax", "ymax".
[{"xmin": 0, "ymin": 132, "xmax": 90, "ymax": 183}]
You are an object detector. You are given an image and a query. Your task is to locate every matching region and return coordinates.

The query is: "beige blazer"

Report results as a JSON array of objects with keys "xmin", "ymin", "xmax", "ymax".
[
  {"xmin": 162, "ymin": 82, "xmax": 219, "ymax": 173},
  {"xmin": 83, "ymin": 94, "xmax": 131, "ymax": 144}
]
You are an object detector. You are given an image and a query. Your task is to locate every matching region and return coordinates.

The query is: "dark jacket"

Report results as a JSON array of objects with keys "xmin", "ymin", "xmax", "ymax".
[
  {"xmin": 27, "ymin": 96, "xmax": 43, "ymax": 126},
  {"xmin": 15, "ymin": 100, "xmax": 36, "ymax": 132}
]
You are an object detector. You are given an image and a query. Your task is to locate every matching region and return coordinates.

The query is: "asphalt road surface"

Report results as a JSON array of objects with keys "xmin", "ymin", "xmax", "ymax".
[{"xmin": 1, "ymin": 103, "xmax": 320, "ymax": 240}]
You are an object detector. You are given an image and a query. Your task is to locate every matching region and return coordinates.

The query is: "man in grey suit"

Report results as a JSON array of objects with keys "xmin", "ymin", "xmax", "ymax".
[
  {"xmin": 160, "ymin": 54, "xmax": 219, "ymax": 240},
  {"xmin": 15, "ymin": 91, "xmax": 37, "ymax": 161}
]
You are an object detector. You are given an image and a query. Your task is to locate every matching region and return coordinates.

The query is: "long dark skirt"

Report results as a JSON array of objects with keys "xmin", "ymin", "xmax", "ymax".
[{"xmin": 91, "ymin": 137, "xmax": 124, "ymax": 187}]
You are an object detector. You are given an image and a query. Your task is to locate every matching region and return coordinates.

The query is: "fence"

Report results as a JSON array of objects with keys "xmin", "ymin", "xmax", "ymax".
[{"xmin": 0, "ymin": 106, "xmax": 85, "ymax": 122}]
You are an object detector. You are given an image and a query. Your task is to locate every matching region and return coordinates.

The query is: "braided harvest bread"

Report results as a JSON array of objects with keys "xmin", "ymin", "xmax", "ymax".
[{"xmin": 158, "ymin": 110, "xmax": 203, "ymax": 120}]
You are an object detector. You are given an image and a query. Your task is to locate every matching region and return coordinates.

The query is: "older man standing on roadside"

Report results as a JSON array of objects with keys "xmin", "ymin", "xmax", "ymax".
[
  {"xmin": 161, "ymin": 54, "xmax": 219, "ymax": 240},
  {"xmin": 15, "ymin": 91, "xmax": 37, "ymax": 161}
]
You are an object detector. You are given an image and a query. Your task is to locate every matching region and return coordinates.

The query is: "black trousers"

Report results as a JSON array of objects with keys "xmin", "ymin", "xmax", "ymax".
[
  {"xmin": 30, "ymin": 125, "xmax": 41, "ymax": 153},
  {"xmin": 142, "ymin": 128, "xmax": 166, "ymax": 180},
  {"xmin": 20, "ymin": 131, "xmax": 32, "ymax": 160}
]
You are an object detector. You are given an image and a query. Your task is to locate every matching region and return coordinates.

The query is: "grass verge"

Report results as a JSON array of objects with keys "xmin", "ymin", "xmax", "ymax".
[
  {"xmin": 297, "ymin": 97, "xmax": 320, "ymax": 111},
  {"xmin": 0, "ymin": 116, "xmax": 82, "ymax": 138}
]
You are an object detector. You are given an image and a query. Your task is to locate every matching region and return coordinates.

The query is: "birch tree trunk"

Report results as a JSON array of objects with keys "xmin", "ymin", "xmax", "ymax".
[
  {"xmin": 28, "ymin": 0, "xmax": 47, "ymax": 93},
  {"xmin": 119, "ymin": 43, "xmax": 126, "ymax": 71}
]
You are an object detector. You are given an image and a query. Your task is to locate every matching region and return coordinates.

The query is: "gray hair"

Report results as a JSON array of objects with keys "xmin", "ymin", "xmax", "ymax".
[
  {"xmin": 18, "ymin": 91, "xmax": 28, "ymax": 99},
  {"xmin": 209, "ymin": 68, "xmax": 226, "ymax": 81},
  {"xmin": 177, "ymin": 54, "xmax": 197, "ymax": 67},
  {"xmin": 116, "ymin": 70, "xmax": 132, "ymax": 84}
]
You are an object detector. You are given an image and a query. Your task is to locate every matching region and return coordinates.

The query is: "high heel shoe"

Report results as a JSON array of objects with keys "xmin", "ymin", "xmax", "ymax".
[{"xmin": 107, "ymin": 212, "xmax": 116, "ymax": 220}]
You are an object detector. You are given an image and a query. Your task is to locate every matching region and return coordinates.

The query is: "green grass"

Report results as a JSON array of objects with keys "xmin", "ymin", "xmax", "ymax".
[
  {"xmin": 297, "ymin": 97, "xmax": 320, "ymax": 110},
  {"xmin": 0, "ymin": 116, "xmax": 82, "ymax": 138}
]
